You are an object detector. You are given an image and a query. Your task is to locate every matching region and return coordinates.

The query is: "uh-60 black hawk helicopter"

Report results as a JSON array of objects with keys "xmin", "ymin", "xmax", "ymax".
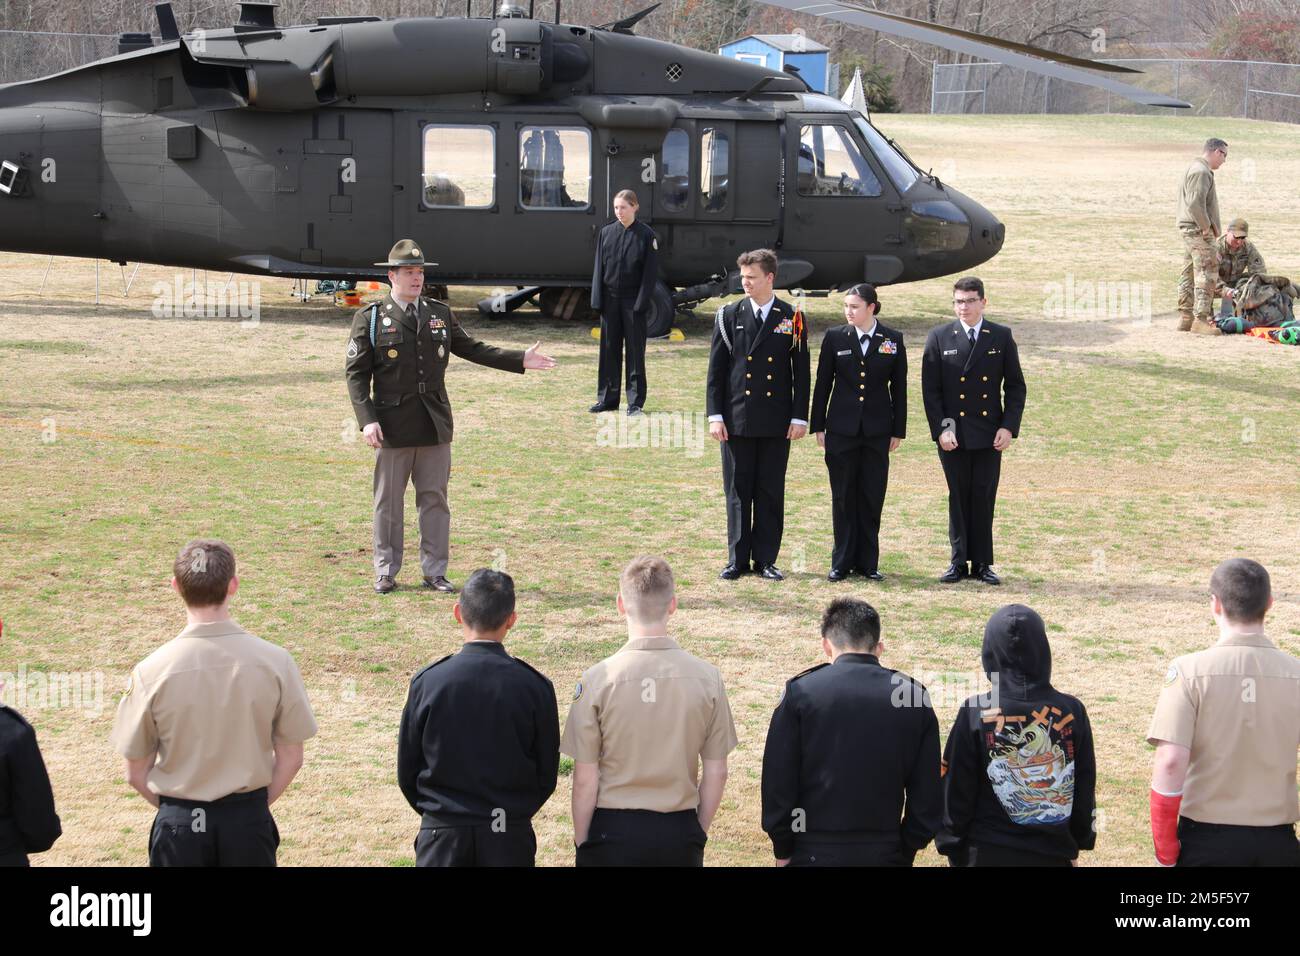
[{"xmin": 0, "ymin": 1, "xmax": 1186, "ymax": 335}]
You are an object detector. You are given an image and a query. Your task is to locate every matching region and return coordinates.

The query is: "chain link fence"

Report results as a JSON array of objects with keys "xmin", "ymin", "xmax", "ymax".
[{"xmin": 932, "ymin": 59, "xmax": 1300, "ymax": 124}]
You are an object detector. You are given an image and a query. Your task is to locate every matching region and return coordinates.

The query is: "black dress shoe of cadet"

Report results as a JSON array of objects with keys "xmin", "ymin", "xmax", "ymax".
[
  {"xmin": 939, "ymin": 563, "xmax": 967, "ymax": 584},
  {"xmin": 756, "ymin": 563, "xmax": 784, "ymax": 581},
  {"xmin": 827, "ymin": 568, "xmax": 851, "ymax": 582},
  {"xmin": 719, "ymin": 563, "xmax": 744, "ymax": 580},
  {"xmin": 590, "ymin": 402, "xmax": 617, "ymax": 413},
  {"xmin": 972, "ymin": 565, "xmax": 1001, "ymax": 586},
  {"xmin": 627, "ymin": 406, "xmax": 643, "ymax": 417},
  {"xmin": 857, "ymin": 569, "xmax": 885, "ymax": 581}
]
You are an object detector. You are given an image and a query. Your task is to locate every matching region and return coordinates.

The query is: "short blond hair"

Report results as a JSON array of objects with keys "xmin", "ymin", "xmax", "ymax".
[{"xmin": 620, "ymin": 555, "xmax": 675, "ymax": 624}]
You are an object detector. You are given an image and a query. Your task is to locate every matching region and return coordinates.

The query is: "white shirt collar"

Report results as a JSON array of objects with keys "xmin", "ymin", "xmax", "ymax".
[
  {"xmin": 749, "ymin": 296, "xmax": 775, "ymax": 321},
  {"xmin": 855, "ymin": 321, "xmax": 877, "ymax": 341},
  {"xmin": 960, "ymin": 318, "xmax": 983, "ymax": 339}
]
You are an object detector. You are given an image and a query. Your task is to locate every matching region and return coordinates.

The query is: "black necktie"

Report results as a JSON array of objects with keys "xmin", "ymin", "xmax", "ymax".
[
  {"xmin": 968, "ymin": 327, "xmax": 977, "ymax": 346},
  {"xmin": 859, "ymin": 333, "xmax": 869, "ymax": 356}
]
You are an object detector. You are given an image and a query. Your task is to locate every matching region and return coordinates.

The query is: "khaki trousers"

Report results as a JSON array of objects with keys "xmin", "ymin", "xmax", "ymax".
[{"xmin": 373, "ymin": 443, "xmax": 451, "ymax": 579}]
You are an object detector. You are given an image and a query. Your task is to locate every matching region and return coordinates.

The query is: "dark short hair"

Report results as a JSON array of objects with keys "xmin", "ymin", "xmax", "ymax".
[
  {"xmin": 953, "ymin": 276, "xmax": 985, "ymax": 299},
  {"xmin": 821, "ymin": 598, "xmax": 881, "ymax": 651},
  {"xmin": 173, "ymin": 539, "xmax": 236, "ymax": 608},
  {"xmin": 459, "ymin": 569, "xmax": 516, "ymax": 632},
  {"xmin": 1204, "ymin": 138, "xmax": 1228, "ymax": 153},
  {"xmin": 1210, "ymin": 559, "xmax": 1270, "ymax": 624},
  {"xmin": 846, "ymin": 282, "xmax": 881, "ymax": 316},
  {"xmin": 737, "ymin": 248, "xmax": 778, "ymax": 277}
]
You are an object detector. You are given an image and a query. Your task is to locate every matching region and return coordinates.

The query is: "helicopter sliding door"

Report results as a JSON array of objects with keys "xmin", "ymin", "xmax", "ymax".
[
  {"xmin": 783, "ymin": 114, "xmax": 902, "ymax": 289},
  {"xmin": 299, "ymin": 110, "xmax": 393, "ymax": 267}
]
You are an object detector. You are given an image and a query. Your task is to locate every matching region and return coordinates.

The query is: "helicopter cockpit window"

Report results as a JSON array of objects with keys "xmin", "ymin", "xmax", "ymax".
[
  {"xmin": 797, "ymin": 124, "xmax": 882, "ymax": 198},
  {"xmin": 422, "ymin": 125, "xmax": 495, "ymax": 208},
  {"xmin": 661, "ymin": 129, "xmax": 689, "ymax": 213},
  {"xmin": 853, "ymin": 117, "xmax": 920, "ymax": 192},
  {"xmin": 700, "ymin": 127, "xmax": 729, "ymax": 213},
  {"xmin": 519, "ymin": 126, "xmax": 591, "ymax": 210}
]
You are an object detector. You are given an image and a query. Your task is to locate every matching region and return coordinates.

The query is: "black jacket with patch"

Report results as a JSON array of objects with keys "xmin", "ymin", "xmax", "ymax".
[
  {"xmin": 921, "ymin": 319, "xmax": 1025, "ymax": 448},
  {"xmin": 810, "ymin": 322, "xmax": 907, "ymax": 439},
  {"xmin": 706, "ymin": 297, "xmax": 811, "ymax": 438}
]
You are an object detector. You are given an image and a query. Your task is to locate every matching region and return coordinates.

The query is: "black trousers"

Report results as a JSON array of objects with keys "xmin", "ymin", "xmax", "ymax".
[
  {"xmin": 1177, "ymin": 817, "xmax": 1300, "ymax": 866},
  {"xmin": 149, "ymin": 788, "xmax": 278, "ymax": 867},
  {"xmin": 576, "ymin": 808, "xmax": 706, "ymax": 867},
  {"xmin": 938, "ymin": 445, "xmax": 1002, "ymax": 568},
  {"xmin": 825, "ymin": 430, "xmax": 891, "ymax": 573},
  {"xmin": 595, "ymin": 295, "xmax": 647, "ymax": 409},
  {"xmin": 415, "ymin": 820, "xmax": 536, "ymax": 867},
  {"xmin": 964, "ymin": 842, "xmax": 1072, "ymax": 867},
  {"xmin": 788, "ymin": 837, "xmax": 915, "ymax": 867},
  {"xmin": 721, "ymin": 434, "xmax": 790, "ymax": 568}
]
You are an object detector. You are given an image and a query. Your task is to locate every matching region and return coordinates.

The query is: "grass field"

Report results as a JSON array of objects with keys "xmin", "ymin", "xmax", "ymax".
[{"xmin": 1, "ymin": 113, "xmax": 1297, "ymax": 867}]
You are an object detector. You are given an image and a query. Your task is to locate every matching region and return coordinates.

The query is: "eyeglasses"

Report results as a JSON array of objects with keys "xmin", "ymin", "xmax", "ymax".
[{"xmin": 953, "ymin": 297, "xmax": 981, "ymax": 306}]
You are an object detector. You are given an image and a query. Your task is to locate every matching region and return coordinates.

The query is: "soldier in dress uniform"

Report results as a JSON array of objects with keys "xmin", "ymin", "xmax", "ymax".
[
  {"xmin": 761, "ymin": 598, "xmax": 941, "ymax": 866},
  {"xmin": 0, "ymin": 624, "xmax": 61, "ymax": 866},
  {"xmin": 397, "ymin": 569, "xmax": 560, "ymax": 867},
  {"xmin": 1148, "ymin": 559, "xmax": 1300, "ymax": 867},
  {"xmin": 706, "ymin": 249, "xmax": 810, "ymax": 581},
  {"xmin": 921, "ymin": 277, "xmax": 1026, "ymax": 585},
  {"xmin": 110, "ymin": 540, "xmax": 317, "ymax": 867},
  {"xmin": 345, "ymin": 240, "xmax": 557, "ymax": 594},
  {"xmin": 810, "ymin": 283, "xmax": 906, "ymax": 582}
]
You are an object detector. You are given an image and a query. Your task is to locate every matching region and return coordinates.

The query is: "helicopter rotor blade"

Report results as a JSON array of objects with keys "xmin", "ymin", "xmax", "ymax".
[{"xmin": 753, "ymin": 0, "xmax": 1191, "ymax": 109}]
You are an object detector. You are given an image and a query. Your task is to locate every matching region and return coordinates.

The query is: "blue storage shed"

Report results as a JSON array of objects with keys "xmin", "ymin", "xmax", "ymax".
[{"xmin": 718, "ymin": 34, "xmax": 830, "ymax": 93}]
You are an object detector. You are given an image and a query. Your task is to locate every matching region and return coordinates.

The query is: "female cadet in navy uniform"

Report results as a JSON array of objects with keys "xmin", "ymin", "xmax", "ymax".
[
  {"xmin": 810, "ymin": 284, "xmax": 907, "ymax": 581},
  {"xmin": 589, "ymin": 189, "xmax": 659, "ymax": 416}
]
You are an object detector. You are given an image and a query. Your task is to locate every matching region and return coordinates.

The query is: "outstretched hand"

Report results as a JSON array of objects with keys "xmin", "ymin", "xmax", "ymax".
[{"xmin": 523, "ymin": 342, "xmax": 557, "ymax": 370}]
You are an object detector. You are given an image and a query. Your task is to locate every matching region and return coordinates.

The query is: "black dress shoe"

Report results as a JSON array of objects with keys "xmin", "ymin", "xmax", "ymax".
[
  {"xmin": 939, "ymin": 563, "xmax": 967, "ymax": 584},
  {"xmin": 719, "ymin": 563, "xmax": 744, "ymax": 580},
  {"xmin": 756, "ymin": 563, "xmax": 784, "ymax": 581},
  {"xmin": 858, "ymin": 569, "xmax": 885, "ymax": 581},
  {"xmin": 589, "ymin": 402, "xmax": 616, "ymax": 413},
  {"xmin": 374, "ymin": 575, "xmax": 396, "ymax": 594},
  {"xmin": 972, "ymin": 565, "xmax": 1001, "ymax": 585},
  {"xmin": 423, "ymin": 575, "xmax": 458, "ymax": 593},
  {"xmin": 827, "ymin": 568, "xmax": 851, "ymax": 582},
  {"xmin": 626, "ymin": 406, "xmax": 643, "ymax": 417}
]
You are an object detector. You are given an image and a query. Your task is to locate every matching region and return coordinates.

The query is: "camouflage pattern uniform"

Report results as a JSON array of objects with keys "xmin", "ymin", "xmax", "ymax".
[
  {"xmin": 1175, "ymin": 156, "xmax": 1221, "ymax": 333},
  {"xmin": 1214, "ymin": 234, "xmax": 1266, "ymax": 294},
  {"xmin": 1216, "ymin": 274, "xmax": 1298, "ymax": 333}
]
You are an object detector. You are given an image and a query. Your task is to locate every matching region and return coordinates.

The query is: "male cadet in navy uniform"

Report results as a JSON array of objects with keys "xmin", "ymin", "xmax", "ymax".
[
  {"xmin": 0, "ymin": 625, "xmax": 62, "ymax": 865},
  {"xmin": 761, "ymin": 598, "xmax": 941, "ymax": 866},
  {"xmin": 346, "ymin": 240, "xmax": 557, "ymax": 594},
  {"xmin": 397, "ymin": 569, "xmax": 559, "ymax": 867},
  {"xmin": 707, "ymin": 249, "xmax": 810, "ymax": 580},
  {"xmin": 810, "ymin": 283, "xmax": 906, "ymax": 581},
  {"xmin": 921, "ymin": 276, "xmax": 1026, "ymax": 585}
]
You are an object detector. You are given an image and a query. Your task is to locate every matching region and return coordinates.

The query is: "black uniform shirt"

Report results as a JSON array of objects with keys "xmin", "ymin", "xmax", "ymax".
[
  {"xmin": 590, "ymin": 219, "xmax": 659, "ymax": 312},
  {"xmin": 397, "ymin": 642, "xmax": 560, "ymax": 827},
  {"xmin": 760, "ymin": 654, "xmax": 942, "ymax": 860},
  {"xmin": 0, "ymin": 705, "xmax": 61, "ymax": 864}
]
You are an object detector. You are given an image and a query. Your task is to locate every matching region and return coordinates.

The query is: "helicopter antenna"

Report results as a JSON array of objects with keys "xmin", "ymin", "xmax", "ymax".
[{"xmin": 596, "ymin": 3, "xmax": 661, "ymax": 34}]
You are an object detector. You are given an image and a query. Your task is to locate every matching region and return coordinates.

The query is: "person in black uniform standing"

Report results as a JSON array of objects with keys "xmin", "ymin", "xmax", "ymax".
[
  {"xmin": 921, "ymin": 276, "xmax": 1026, "ymax": 585},
  {"xmin": 590, "ymin": 189, "xmax": 659, "ymax": 416},
  {"xmin": 811, "ymin": 283, "xmax": 906, "ymax": 582},
  {"xmin": 707, "ymin": 249, "xmax": 810, "ymax": 581},
  {"xmin": 761, "ymin": 598, "xmax": 941, "ymax": 866},
  {"xmin": 397, "ymin": 569, "xmax": 560, "ymax": 867},
  {"xmin": 937, "ymin": 604, "xmax": 1097, "ymax": 867},
  {"xmin": 0, "ymin": 658, "xmax": 62, "ymax": 866}
]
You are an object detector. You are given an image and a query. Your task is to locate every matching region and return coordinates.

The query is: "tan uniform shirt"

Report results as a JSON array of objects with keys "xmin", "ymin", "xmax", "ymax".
[
  {"xmin": 561, "ymin": 636, "xmax": 738, "ymax": 813},
  {"xmin": 1176, "ymin": 157, "xmax": 1220, "ymax": 235},
  {"xmin": 111, "ymin": 620, "xmax": 318, "ymax": 802},
  {"xmin": 1147, "ymin": 631, "xmax": 1300, "ymax": 826}
]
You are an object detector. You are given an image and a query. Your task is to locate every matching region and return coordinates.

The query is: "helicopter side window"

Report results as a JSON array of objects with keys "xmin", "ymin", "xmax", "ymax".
[
  {"xmin": 700, "ymin": 127, "xmax": 729, "ymax": 213},
  {"xmin": 422, "ymin": 125, "xmax": 495, "ymax": 209},
  {"xmin": 797, "ymin": 124, "xmax": 882, "ymax": 198},
  {"xmin": 660, "ymin": 129, "xmax": 689, "ymax": 213},
  {"xmin": 519, "ymin": 126, "xmax": 591, "ymax": 210}
]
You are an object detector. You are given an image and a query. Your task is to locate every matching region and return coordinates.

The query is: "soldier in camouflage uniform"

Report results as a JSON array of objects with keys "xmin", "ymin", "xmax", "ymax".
[
  {"xmin": 1216, "ymin": 274, "xmax": 1298, "ymax": 334},
  {"xmin": 1214, "ymin": 219, "xmax": 1266, "ymax": 317},
  {"xmin": 1176, "ymin": 138, "xmax": 1228, "ymax": 335}
]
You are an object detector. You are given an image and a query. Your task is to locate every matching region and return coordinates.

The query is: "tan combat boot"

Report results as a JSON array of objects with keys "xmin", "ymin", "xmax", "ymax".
[
  {"xmin": 1176, "ymin": 313, "xmax": 1194, "ymax": 332},
  {"xmin": 1190, "ymin": 317, "xmax": 1222, "ymax": 335}
]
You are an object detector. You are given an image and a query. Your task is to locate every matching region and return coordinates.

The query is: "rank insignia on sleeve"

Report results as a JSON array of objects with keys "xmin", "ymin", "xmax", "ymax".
[
  {"xmin": 573, "ymin": 681, "xmax": 583, "ymax": 702},
  {"xmin": 1164, "ymin": 664, "xmax": 1178, "ymax": 685},
  {"xmin": 652, "ymin": 237, "xmax": 658, "ymax": 250},
  {"xmin": 347, "ymin": 340, "xmax": 359, "ymax": 358}
]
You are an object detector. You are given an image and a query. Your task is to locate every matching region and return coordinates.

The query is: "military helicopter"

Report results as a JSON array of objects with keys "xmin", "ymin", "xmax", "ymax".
[{"xmin": 0, "ymin": 1, "xmax": 1186, "ymax": 335}]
